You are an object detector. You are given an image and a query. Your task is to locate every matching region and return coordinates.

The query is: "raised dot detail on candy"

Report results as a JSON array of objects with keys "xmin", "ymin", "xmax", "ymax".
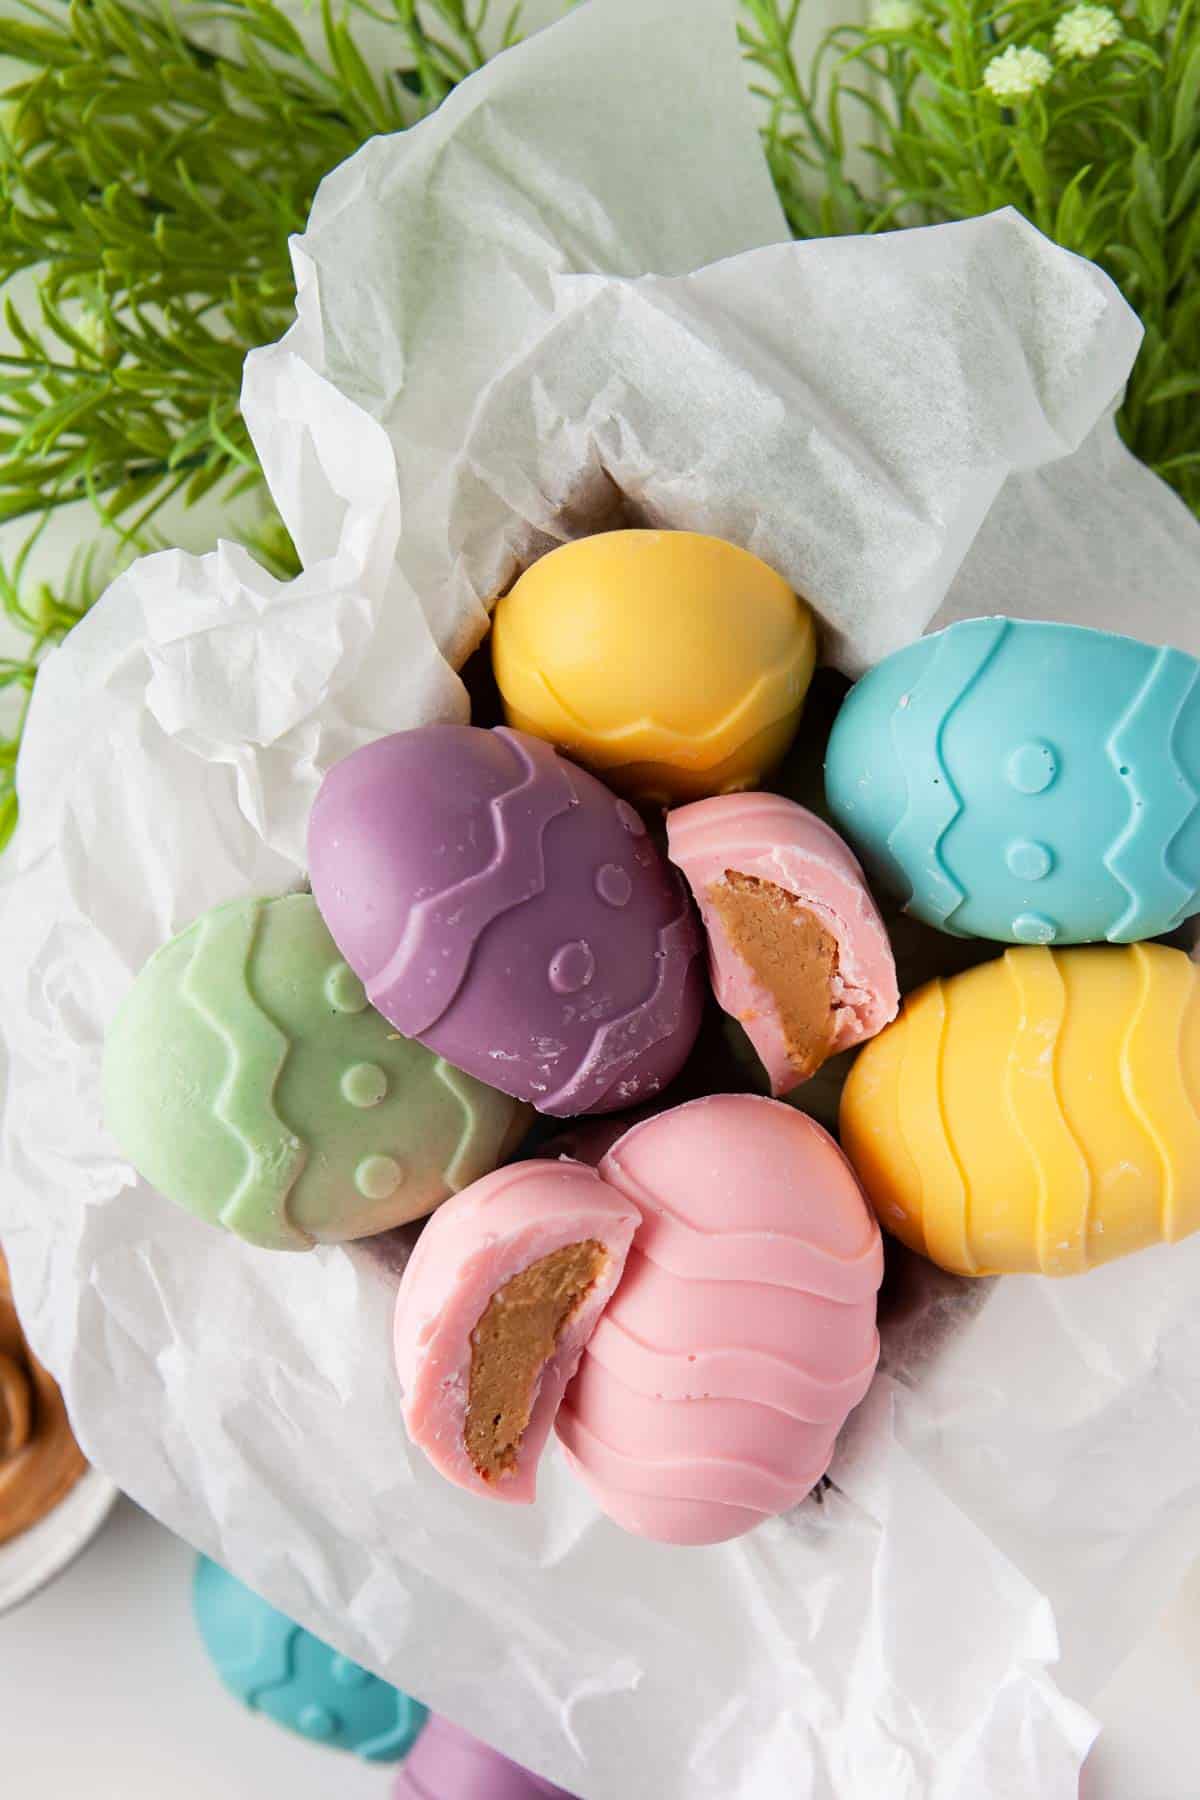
[
  {"xmin": 548, "ymin": 940, "xmax": 596, "ymax": 994},
  {"xmin": 325, "ymin": 961, "xmax": 368, "ymax": 1013},
  {"xmin": 1006, "ymin": 740, "xmax": 1059, "ymax": 795},
  {"xmin": 614, "ymin": 799, "xmax": 646, "ymax": 837},
  {"xmin": 1006, "ymin": 840, "xmax": 1054, "ymax": 881},
  {"xmin": 298, "ymin": 1703, "xmax": 337, "ymax": 1740},
  {"xmin": 329, "ymin": 1655, "xmax": 371, "ymax": 1690},
  {"xmin": 341, "ymin": 1062, "xmax": 387, "ymax": 1107},
  {"xmin": 1012, "ymin": 912, "xmax": 1059, "ymax": 944},
  {"xmin": 356, "ymin": 1154, "xmax": 405, "ymax": 1200},
  {"xmin": 596, "ymin": 863, "xmax": 633, "ymax": 907}
]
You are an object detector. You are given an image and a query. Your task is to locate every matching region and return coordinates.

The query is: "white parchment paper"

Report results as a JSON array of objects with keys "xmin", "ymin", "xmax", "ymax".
[{"xmin": 3, "ymin": 1, "xmax": 1199, "ymax": 1794}]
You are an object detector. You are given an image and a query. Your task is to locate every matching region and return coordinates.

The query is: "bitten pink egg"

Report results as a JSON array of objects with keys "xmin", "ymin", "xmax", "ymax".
[
  {"xmin": 666, "ymin": 793, "xmax": 899, "ymax": 1095},
  {"xmin": 393, "ymin": 1161, "xmax": 639, "ymax": 1504},
  {"xmin": 555, "ymin": 1095, "xmax": 883, "ymax": 1545}
]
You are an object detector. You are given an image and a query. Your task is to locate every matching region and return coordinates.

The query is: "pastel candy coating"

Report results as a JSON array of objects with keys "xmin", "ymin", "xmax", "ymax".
[
  {"xmin": 839, "ymin": 943, "xmax": 1200, "ymax": 1277},
  {"xmin": 666, "ymin": 793, "xmax": 899, "ymax": 1095},
  {"xmin": 193, "ymin": 1556, "xmax": 427, "ymax": 1761},
  {"xmin": 103, "ymin": 895, "xmax": 528, "ymax": 1250},
  {"xmin": 824, "ymin": 616, "xmax": 1200, "ymax": 945},
  {"xmin": 556, "ymin": 1096, "xmax": 883, "ymax": 1545},
  {"xmin": 308, "ymin": 725, "xmax": 704, "ymax": 1117},
  {"xmin": 391, "ymin": 1714, "xmax": 577, "ymax": 1799},
  {"xmin": 393, "ymin": 1160, "xmax": 639, "ymax": 1503},
  {"xmin": 491, "ymin": 530, "xmax": 817, "ymax": 804}
]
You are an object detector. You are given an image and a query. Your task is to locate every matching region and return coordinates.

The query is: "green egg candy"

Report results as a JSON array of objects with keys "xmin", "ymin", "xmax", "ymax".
[{"xmin": 103, "ymin": 894, "xmax": 530, "ymax": 1251}]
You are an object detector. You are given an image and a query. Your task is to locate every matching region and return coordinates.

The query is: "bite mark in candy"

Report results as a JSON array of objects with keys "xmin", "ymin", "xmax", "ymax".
[
  {"xmin": 393, "ymin": 1160, "xmax": 639, "ymax": 1503},
  {"xmin": 466, "ymin": 1240, "xmax": 609, "ymax": 1483},
  {"xmin": 667, "ymin": 794, "xmax": 898, "ymax": 1094}
]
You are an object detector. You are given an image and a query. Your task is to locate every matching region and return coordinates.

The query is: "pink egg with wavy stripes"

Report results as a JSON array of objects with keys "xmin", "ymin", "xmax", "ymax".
[
  {"xmin": 555, "ymin": 1095, "xmax": 883, "ymax": 1545},
  {"xmin": 667, "ymin": 793, "xmax": 898, "ymax": 1096},
  {"xmin": 394, "ymin": 1160, "xmax": 639, "ymax": 1504}
]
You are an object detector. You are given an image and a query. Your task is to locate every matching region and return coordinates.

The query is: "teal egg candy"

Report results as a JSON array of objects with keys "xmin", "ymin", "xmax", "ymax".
[
  {"xmin": 825, "ymin": 617, "xmax": 1200, "ymax": 946},
  {"xmin": 193, "ymin": 1556, "xmax": 427, "ymax": 1761}
]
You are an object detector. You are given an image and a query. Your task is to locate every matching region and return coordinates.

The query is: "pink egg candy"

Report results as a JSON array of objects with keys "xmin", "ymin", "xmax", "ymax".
[
  {"xmin": 392, "ymin": 1715, "xmax": 577, "ymax": 1799},
  {"xmin": 556, "ymin": 1095, "xmax": 883, "ymax": 1545},
  {"xmin": 394, "ymin": 1160, "xmax": 639, "ymax": 1504},
  {"xmin": 667, "ymin": 793, "xmax": 898, "ymax": 1096}
]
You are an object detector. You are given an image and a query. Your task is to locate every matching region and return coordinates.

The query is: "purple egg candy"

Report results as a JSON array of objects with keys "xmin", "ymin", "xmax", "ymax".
[
  {"xmin": 308, "ymin": 725, "xmax": 703, "ymax": 1117},
  {"xmin": 392, "ymin": 1715, "xmax": 577, "ymax": 1799}
]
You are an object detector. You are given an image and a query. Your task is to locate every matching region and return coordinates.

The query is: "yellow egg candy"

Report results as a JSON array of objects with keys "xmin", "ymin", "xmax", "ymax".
[
  {"xmin": 491, "ymin": 530, "xmax": 817, "ymax": 804},
  {"xmin": 839, "ymin": 944, "xmax": 1200, "ymax": 1278}
]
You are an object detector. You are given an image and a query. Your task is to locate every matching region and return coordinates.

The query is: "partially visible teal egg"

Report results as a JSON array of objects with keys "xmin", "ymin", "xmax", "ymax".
[
  {"xmin": 825, "ymin": 617, "xmax": 1200, "ymax": 945},
  {"xmin": 192, "ymin": 1556, "xmax": 427, "ymax": 1761}
]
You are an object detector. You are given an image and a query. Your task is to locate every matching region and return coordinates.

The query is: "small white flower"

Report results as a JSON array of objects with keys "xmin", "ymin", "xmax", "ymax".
[
  {"xmin": 75, "ymin": 305, "xmax": 120, "ymax": 367},
  {"xmin": 871, "ymin": 0, "xmax": 920, "ymax": 31},
  {"xmin": 983, "ymin": 44, "xmax": 1054, "ymax": 100},
  {"xmin": 1052, "ymin": 4, "xmax": 1123, "ymax": 58}
]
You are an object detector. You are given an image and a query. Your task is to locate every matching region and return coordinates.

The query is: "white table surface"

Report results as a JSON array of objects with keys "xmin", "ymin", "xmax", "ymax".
[
  {"xmin": 0, "ymin": 1495, "xmax": 1194, "ymax": 1799},
  {"xmin": 0, "ymin": 1500, "xmax": 389, "ymax": 1800}
]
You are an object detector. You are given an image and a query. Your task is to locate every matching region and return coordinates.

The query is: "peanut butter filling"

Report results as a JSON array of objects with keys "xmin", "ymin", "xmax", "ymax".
[
  {"xmin": 0, "ymin": 1248, "xmax": 88, "ymax": 1544},
  {"xmin": 465, "ymin": 1240, "xmax": 608, "ymax": 1481},
  {"xmin": 708, "ymin": 871, "xmax": 840, "ymax": 1080}
]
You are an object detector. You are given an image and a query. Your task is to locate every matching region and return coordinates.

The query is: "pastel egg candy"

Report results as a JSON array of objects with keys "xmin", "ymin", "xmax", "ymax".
[
  {"xmin": 103, "ymin": 894, "xmax": 529, "ymax": 1250},
  {"xmin": 667, "ymin": 793, "xmax": 899, "ymax": 1095},
  {"xmin": 308, "ymin": 725, "xmax": 704, "ymax": 1117},
  {"xmin": 490, "ymin": 530, "xmax": 817, "ymax": 804},
  {"xmin": 392, "ymin": 1714, "xmax": 578, "ymax": 1799},
  {"xmin": 839, "ymin": 943, "xmax": 1200, "ymax": 1277},
  {"xmin": 193, "ymin": 1555, "xmax": 427, "ymax": 1760},
  {"xmin": 556, "ymin": 1095, "xmax": 883, "ymax": 1546},
  {"xmin": 393, "ymin": 1160, "xmax": 639, "ymax": 1503},
  {"xmin": 824, "ymin": 616, "xmax": 1200, "ymax": 945}
]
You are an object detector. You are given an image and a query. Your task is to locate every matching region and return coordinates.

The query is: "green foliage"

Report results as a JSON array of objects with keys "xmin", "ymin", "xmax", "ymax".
[
  {"xmin": 0, "ymin": 0, "xmax": 499, "ymax": 841},
  {"xmin": 742, "ymin": 0, "xmax": 1200, "ymax": 509},
  {"xmin": 0, "ymin": 0, "xmax": 1196, "ymax": 847}
]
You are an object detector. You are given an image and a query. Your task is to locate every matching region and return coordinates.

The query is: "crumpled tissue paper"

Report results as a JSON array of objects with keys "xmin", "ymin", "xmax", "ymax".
[{"xmin": 3, "ymin": 0, "xmax": 1199, "ymax": 1795}]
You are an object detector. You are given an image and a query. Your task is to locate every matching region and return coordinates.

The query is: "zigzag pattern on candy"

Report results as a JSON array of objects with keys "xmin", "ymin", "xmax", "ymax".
[
  {"xmin": 1001, "ymin": 949, "xmax": 1092, "ymax": 1278},
  {"xmin": 541, "ymin": 882, "xmax": 700, "ymax": 1115},
  {"xmin": 179, "ymin": 900, "xmax": 310, "ymax": 1250},
  {"xmin": 885, "ymin": 614, "xmax": 1008, "ymax": 930},
  {"xmin": 1104, "ymin": 644, "xmax": 1200, "ymax": 940},
  {"xmin": 842, "ymin": 944, "xmax": 1200, "ymax": 1277},
  {"xmin": 491, "ymin": 530, "xmax": 817, "ymax": 804},
  {"xmin": 368, "ymin": 730, "xmax": 575, "ymax": 1038},
  {"xmin": 830, "ymin": 617, "xmax": 1200, "ymax": 948},
  {"xmin": 1120, "ymin": 943, "xmax": 1200, "ymax": 1245},
  {"xmin": 311, "ymin": 725, "xmax": 702, "ymax": 1118},
  {"xmin": 435, "ymin": 1057, "xmax": 504, "ymax": 1192},
  {"xmin": 524, "ymin": 652, "xmax": 807, "ymax": 777}
]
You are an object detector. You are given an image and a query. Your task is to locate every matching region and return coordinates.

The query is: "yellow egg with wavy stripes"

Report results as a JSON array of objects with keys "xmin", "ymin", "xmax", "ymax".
[
  {"xmin": 491, "ymin": 530, "xmax": 817, "ymax": 804},
  {"xmin": 839, "ymin": 944, "xmax": 1200, "ymax": 1277}
]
